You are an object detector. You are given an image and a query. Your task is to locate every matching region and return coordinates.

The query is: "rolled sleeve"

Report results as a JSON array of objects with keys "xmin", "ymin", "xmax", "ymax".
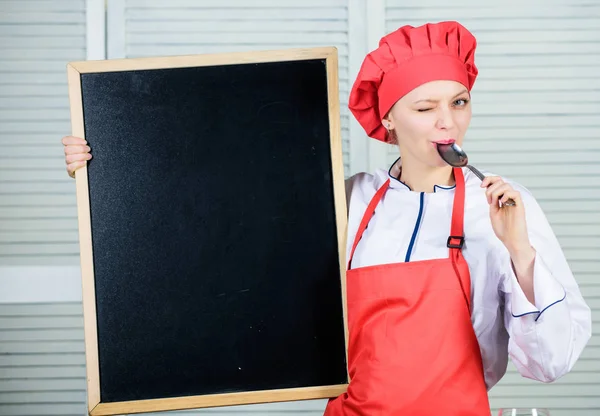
[{"xmin": 508, "ymin": 252, "xmax": 566, "ymax": 322}]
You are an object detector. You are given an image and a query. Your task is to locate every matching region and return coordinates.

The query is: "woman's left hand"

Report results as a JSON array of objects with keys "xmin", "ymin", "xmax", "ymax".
[{"xmin": 481, "ymin": 176, "xmax": 531, "ymax": 253}]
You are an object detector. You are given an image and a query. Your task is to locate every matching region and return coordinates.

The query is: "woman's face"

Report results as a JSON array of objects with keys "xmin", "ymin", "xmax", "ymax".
[{"xmin": 385, "ymin": 80, "xmax": 472, "ymax": 168}]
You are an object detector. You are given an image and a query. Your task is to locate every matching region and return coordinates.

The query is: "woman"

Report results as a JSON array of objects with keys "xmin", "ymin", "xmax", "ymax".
[{"xmin": 63, "ymin": 21, "xmax": 590, "ymax": 416}]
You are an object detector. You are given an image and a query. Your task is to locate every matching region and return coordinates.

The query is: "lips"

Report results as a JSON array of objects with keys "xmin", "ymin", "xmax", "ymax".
[
  {"xmin": 433, "ymin": 139, "xmax": 456, "ymax": 145},
  {"xmin": 431, "ymin": 138, "xmax": 456, "ymax": 148}
]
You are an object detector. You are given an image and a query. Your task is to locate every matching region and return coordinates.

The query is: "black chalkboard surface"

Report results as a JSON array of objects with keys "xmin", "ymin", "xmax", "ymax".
[{"xmin": 67, "ymin": 47, "xmax": 348, "ymax": 415}]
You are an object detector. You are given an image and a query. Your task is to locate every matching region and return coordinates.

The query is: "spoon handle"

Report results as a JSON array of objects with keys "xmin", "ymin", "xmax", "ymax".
[
  {"xmin": 466, "ymin": 165, "xmax": 516, "ymax": 207},
  {"xmin": 466, "ymin": 164, "xmax": 486, "ymax": 181}
]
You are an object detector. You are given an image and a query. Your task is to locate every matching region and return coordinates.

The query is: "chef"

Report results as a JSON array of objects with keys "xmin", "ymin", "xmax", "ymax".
[
  {"xmin": 322, "ymin": 21, "xmax": 592, "ymax": 415},
  {"xmin": 61, "ymin": 20, "xmax": 591, "ymax": 416}
]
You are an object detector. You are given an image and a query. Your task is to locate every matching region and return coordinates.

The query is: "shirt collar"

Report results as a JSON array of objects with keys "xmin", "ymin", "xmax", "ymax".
[{"xmin": 384, "ymin": 157, "xmax": 457, "ymax": 193}]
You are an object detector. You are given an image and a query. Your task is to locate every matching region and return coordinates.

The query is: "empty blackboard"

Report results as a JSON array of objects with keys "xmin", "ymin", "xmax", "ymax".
[{"xmin": 66, "ymin": 47, "xmax": 348, "ymax": 415}]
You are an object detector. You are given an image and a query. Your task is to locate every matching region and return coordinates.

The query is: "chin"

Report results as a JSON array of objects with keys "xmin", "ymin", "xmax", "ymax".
[
  {"xmin": 432, "ymin": 159, "xmax": 450, "ymax": 169},
  {"xmin": 428, "ymin": 148, "xmax": 452, "ymax": 169},
  {"xmin": 421, "ymin": 155, "xmax": 449, "ymax": 169}
]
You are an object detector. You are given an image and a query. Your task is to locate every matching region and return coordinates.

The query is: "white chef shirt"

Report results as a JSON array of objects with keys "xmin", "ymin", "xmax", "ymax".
[{"xmin": 345, "ymin": 158, "xmax": 592, "ymax": 390}]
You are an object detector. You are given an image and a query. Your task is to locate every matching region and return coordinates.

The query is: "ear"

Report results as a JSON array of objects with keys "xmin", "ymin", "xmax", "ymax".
[{"xmin": 382, "ymin": 117, "xmax": 393, "ymax": 131}]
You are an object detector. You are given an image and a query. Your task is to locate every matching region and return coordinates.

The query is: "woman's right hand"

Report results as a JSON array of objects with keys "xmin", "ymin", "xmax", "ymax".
[{"xmin": 62, "ymin": 135, "xmax": 92, "ymax": 178}]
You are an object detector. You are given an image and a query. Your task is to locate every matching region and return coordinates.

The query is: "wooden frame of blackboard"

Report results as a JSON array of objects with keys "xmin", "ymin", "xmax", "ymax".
[{"xmin": 67, "ymin": 47, "xmax": 349, "ymax": 416}]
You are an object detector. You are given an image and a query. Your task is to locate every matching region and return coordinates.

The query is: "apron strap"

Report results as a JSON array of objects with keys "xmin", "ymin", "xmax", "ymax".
[
  {"xmin": 447, "ymin": 167, "xmax": 471, "ymax": 309},
  {"xmin": 446, "ymin": 167, "xmax": 466, "ymax": 252},
  {"xmin": 347, "ymin": 179, "xmax": 391, "ymax": 270}
]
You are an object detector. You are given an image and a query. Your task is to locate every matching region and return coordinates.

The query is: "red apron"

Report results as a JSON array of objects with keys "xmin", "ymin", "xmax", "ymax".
[{"xmin": 325, "ymin": 167, "xmax": 490, "ymax": 416}]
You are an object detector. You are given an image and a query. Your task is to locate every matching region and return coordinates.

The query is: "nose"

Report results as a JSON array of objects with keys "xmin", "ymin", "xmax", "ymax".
[{"xmin": 435, "ymin": 107, "xmax": 455, "ymax": 130}]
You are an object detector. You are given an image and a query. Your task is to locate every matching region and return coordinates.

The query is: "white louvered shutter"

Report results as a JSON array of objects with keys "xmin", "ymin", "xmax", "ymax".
[
  {"xmin": 108, "ymin": 0, "xmax": 352, "ymax": 175},
  {"xmin": 0, "ymin": 1, "xmax": 104, "ymax": 415},
  {"xmin": 384, "ymin": 1, "xmax": 600, "ymax": 415},
  {"xmin": 0, "ymin": 0, "xmax": 87, "ymax": 266},
  {"xmin": 0, "ymin": 302, "xmax": 87, "ymax": 416}
]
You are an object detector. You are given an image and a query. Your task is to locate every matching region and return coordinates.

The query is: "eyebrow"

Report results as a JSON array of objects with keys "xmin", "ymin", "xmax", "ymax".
[{"xmin": 413, "ymin": 89, "xmax": 469, "ymax": 104}]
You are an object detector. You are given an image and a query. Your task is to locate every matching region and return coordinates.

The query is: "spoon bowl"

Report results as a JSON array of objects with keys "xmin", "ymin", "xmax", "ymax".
[{"xmin": 436, "ymin": 142, "xmax": 515, "ymax": 207}]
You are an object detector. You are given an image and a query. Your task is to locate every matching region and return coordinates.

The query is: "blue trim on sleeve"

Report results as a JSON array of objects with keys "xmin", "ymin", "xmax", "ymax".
[
  {"xmin": 511, "ymin": 310, "xmax": 540, "ymax": 318},
  {"xmin": 510, "ymin": 289, "xmax": 567, "ymax": 322},
  {"xmin": 405, "ymin": 192, "xmax": 424, "ymax": 262},
  {"xmin": 535, "ymin": 289, "xmax": 567, "ymax": 322}
]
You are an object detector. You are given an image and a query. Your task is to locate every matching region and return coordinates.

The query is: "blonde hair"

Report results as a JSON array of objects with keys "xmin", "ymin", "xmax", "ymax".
[
  {"xmin": 384, "ymin": 114, "xmax": 399, "ymax": 145},
  {"xmin": 387, "ymin": 128, "xmax": 398, "ymax": 145}
]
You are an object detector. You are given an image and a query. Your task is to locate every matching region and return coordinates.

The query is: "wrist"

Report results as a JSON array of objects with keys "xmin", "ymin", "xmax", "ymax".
[
  {"xmin": 508, "ymin": 244, "xmax": 536, "ymax": 269},
  {"xmin": 505, "ymin": 238, "xmax": 533, "ymax": 257}
]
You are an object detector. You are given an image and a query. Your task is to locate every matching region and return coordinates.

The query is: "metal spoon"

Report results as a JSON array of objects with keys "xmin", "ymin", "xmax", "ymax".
[{"xmin": 436, "ymin": 142, "xmax": 515, "ymax": 207}]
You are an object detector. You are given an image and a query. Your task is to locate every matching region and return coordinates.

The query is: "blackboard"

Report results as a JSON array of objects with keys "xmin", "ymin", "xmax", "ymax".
[{"xmin": 66, "ymin": 47, "xmax": 348, "ymax": 415}]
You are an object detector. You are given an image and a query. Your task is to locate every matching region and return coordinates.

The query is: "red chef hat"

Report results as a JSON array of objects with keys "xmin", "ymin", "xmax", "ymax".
[{"xmin": 349, "ymin": 21, "xmax": 478, "ymax": 143}]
